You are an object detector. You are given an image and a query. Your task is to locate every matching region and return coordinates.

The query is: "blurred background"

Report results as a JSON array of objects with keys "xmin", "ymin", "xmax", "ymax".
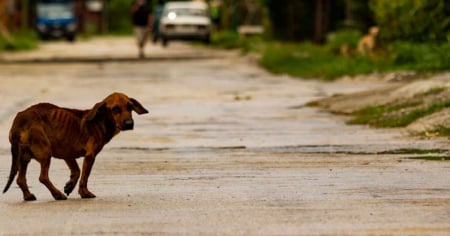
[
  {"xmin": 1, "ymin": 0, "xmax": 449, "ymax": 41},
  {"xmin": 1, "ymin": 0, "xmax": 449, "ymax": 79}
]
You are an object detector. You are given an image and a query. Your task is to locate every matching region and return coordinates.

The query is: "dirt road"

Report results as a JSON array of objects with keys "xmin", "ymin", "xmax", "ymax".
[{"xmin": 0, "ymin": 38, "xmax": 449, "ymax": 235}]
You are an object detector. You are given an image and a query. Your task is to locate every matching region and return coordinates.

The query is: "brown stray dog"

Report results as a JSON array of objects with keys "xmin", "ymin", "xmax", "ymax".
[{"xmin": 3, "ymin": 92, "xmax": 148, "ymax": 201}]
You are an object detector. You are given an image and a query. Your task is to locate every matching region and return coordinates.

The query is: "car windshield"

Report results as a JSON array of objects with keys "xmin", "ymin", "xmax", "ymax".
[
  {"xmin": 37, "ymin": 3, "xmax": 74, "ymax": 19},
  {"xmin": 165, "ymin": 8, "xmax": 207, "ymax": 17}
]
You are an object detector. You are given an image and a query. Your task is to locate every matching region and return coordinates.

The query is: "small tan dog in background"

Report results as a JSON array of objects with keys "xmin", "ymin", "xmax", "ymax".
[{"xmin": 358, "ymin": 26, "xmax": 379, "ymax": 56}]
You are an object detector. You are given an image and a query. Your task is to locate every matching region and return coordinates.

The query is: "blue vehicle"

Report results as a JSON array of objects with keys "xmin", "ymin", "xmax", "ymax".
[{"xmin": 36, "ymin": 0, "xmax": 77, "ymax": 41}]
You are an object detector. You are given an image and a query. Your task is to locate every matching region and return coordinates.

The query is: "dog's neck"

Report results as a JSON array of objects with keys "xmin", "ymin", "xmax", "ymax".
[
  {"xmin": 98, "ymin": 116, "xmax": 117, "ymax": 143},
  {"xmin": 83, "ymin": 116, "xmax": 117, "ymax": 144}
]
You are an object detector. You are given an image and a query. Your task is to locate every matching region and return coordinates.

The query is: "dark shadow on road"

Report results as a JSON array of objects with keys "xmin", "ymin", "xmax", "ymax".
[{"xmin": 0, "ymin": 55, "xmax": 220, "ymax": 64}]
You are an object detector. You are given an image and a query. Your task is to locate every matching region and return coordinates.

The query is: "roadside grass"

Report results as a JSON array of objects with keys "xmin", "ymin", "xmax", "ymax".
[
  {"xmin": 390, "ymin": 41, "xmax": 450, "ymax": 72},
  {"xmin": 423, "ymin": 126, "xmax": 450, "ymax": 137},
  {"xmin": 259, "ymin": 42, "xmax": 390, "ymax": 80},
  {"xmin": 408, "ymin": 156, "xmax": 450, "ymax": 161},
  {"xmin": 210, "ymin": 30, "xmax": 266, "ymax": 53},
  {"xmin": 349, "ymin": 101, "xmax": 450, "ymax": 127},
  {"xmin": 348, "ymin": 88, "xmax": 450, "ymax": 128},
  {"xmin": 260, "ymin": 40, "xmax": 450, "ymax": 80},
  {"xmin": 210, "ymin": 31, "xmax": 450, "ymax": 80},
  {"xmin": 0, "ymin": 31, "xmax": 39, "ymax": 51},
  {"xmin": 378, "ymin": 148, "xmax": 447, "ymax": 155},
  {"xmin": 377, "ymin": 148, "xmax": 450, "ymax": 162}
]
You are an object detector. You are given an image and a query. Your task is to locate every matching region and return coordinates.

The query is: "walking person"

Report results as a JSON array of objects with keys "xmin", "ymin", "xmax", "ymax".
[
  {"xmin": 132, "ymin": 0, "xmax": 153, "ymax": 58},
  {"xmin": 152, "ymin": 0, "xmax": 165, "ymax": 43}
]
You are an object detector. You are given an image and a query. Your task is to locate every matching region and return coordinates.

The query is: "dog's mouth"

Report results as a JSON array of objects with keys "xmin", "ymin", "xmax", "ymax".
[{"xmin": 121, "ymin": 119, "xmax": 134, "ymax": 131}]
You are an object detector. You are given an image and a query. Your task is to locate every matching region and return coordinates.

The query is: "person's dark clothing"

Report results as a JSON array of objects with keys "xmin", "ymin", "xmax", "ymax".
[{"xmin": 133, "ymin": 4, "xmax": 152, "ymax": 26}]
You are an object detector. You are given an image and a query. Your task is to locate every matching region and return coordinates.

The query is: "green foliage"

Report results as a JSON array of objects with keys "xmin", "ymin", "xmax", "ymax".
[
  {"xmin": 426, "ymin": 126, "xmax": 450, "ymax": 136},
  {"xmin": 107, "ymin": 0, "xmax": 133, "ymax": 34},
  {"xmin": 369, "ymin": 0, "xmax": 450, "ymax": 42},
  {"xmin": 265, "ymin": 0, "xmax": 315, "ymax": 41},
  {"xmin": 340, "ymin": 0, "xmax": 374, "ymax": 30},
  {"xmin": 0, "ymin": 31, "xmax": 38, "ymax": 51},
  {"xmin": 348, "ymin": 106, "xmax": 385, "ymax": 126},
  {"xmin": 210, "ymin": 31, "xmax": 243, "ymax": 49},
  {"xmin": 210, "ymin": 31, "xmax": 265, "ymax": 53},
  {"xmin": 256, "ymin": 33, "xmax": 449, "ymax": 80},
  {"xmin": 390, "ymin": 41, "xmax": 450, "ymax": 71},
  {"xmin": 259, "ymin": 41, "xmax": 389, "ymax": 80},
  {"xmin": 379, "ymin": 101, "xmax": 449, "ymax": 127},
  {"xmin": 325, "ymin": 30, "xmax": 362, "ymax": 54},
  {"xmin": 409, "ymin": 156, "xmax": 450, "ymax": 161},
  {"xmin": 228, "ymin": 0, "xmax": 448, "ymax": 43},
  {"xmin": 349, "ymin": 89, "xmax": 450, "ymax": 128},
  {"xmin": 379, "ymin": 148, "xmax": 446, "ymax": 155}
]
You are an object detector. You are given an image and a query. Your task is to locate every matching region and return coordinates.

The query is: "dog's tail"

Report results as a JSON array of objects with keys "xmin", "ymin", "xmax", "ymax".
[{"xmin": 3, "ymin": 136, "xmax": 19, "ymax": 194}]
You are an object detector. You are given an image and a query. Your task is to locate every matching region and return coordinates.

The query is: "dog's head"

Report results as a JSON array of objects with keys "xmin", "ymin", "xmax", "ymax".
[
  {"xmin": 369, "ymin": 26, "xmax": 379, "ymax": 36},
  {"xmin": 84, "ymin": 92, "xmax": 148, "ymax": 134}
]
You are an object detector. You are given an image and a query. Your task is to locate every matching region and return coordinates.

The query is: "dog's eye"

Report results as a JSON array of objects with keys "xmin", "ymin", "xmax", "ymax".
[
  {"xmin": 112, "ymin": 106, "xmax": 122, "ymax": 114},
  {"xmin": 126, "ymin": 103, "xmax": 133, "ymax": 111}
]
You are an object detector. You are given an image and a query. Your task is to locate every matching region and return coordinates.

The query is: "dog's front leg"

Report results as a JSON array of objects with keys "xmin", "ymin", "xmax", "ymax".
[
  {"xmin": 78, "ymin": 154, "xmax": 96, "ymax": 198},
  {"xmin": 64, "ymin": 159, "xmax": 80, "ymax": 196}
]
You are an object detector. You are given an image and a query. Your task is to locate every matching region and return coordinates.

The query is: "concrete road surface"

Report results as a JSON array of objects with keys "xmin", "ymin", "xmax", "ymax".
[{"xmin": 0, "ymin": 37, "xmax": 449, "ymax": 235}]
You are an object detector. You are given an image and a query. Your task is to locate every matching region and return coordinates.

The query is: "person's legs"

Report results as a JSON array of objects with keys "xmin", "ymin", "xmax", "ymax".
[{"xmin": 134, "ymin": 26, "xmax": 149, "ymax": 58}]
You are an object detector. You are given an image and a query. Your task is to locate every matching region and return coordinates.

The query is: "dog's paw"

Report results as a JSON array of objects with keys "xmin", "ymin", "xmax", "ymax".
[
  {"xmin": 52, "ymin": 190, "xmax": 68, "ymax": 200},
  {"xmin": 64, "ymin": 182, "xmax": 75, "ymax": 196},
  {"xmin": 54, "ymin": 194, "xmax": 68, "ymax": 201},
  {"xmin": 24, "ymin": 194, "xmax": 37, "ymax": 201},
  {"xmin": 79, "ymin": 189, "xmax": 96, "ymax": 199}
]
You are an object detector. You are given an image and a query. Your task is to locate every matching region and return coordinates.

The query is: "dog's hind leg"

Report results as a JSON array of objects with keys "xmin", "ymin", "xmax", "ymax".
[
  {"xmin": 38, "ymin": 157, "xmax": 67, "ymax": 200},
  {"xmin": 29, "ymin": 128, "xmax": 67, "ymax": 200},
  {"xmin": 64, "ymin": 159, "xmax": 80, "ymax": 196},
  {"xmin": 16, "ymin": 150, "xmax": 36, "ymax": 201}
]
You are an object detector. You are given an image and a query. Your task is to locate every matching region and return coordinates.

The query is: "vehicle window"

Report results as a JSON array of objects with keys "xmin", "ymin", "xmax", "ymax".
[
  {"xmin": 37, "ymin": 3, "xmax": 74, "ymax": 19},
  {"xmin": 165, "ymin": 8, "xmax": 207, "ymax": 17}
]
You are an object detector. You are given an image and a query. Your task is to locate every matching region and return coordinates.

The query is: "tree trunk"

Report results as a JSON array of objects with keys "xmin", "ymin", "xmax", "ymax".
[
  {"xmin": 314, "ymin": 0, "xmax": 331, "ymax": 44},
  {"xmin": 21, "ymin": 0, "xmax": 28, "ymax": 30}
]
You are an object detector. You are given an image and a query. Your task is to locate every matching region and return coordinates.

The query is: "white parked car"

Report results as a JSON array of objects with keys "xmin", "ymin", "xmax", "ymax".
[{"xmin": 159, "ymin": 1, "xmax": 212, "ymax": 47}]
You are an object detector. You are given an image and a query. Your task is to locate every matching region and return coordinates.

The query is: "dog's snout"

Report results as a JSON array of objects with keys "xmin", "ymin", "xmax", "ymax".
[{"xmin": 122, "ymin": 119, "xmax": 134, "ymax": 130}]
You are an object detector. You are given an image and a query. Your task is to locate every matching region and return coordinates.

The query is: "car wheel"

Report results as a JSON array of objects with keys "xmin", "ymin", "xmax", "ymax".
[
  {"xmin": 38, "ymin": 34, "xmax": 49, "ymax": 41},
  {"xmin": 203, "ymin": 35, "xmax": 211, "ymax": 44},
  {"xmin": 66, "ymin": 34, "xmax": 75, "ymax": 42}
]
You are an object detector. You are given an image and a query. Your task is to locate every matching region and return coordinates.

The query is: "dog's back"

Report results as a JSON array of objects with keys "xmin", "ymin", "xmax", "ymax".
[
  {"xmin": 4, "ymin": 103, "xmax": 89, "ymax": 196},
  {"xmin": 10, "ymin": 103, "xmax": 88, "ymax": 159}
]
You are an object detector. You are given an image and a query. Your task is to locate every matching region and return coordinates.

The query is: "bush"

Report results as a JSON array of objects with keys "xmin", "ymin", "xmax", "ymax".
[
  {"xmin": 369, "ymin": 0, "xmax": 450, "ymax": 42},
  {"xmin": 260, "ymin": 42, "xmax": 384, "ymax": 80},
  {"xmin": 258, "ymin": 30, "xmax": 449, "ymax": 80},
  {"xmin": 210, "ymin": 31, "xmax": 243, "ymax": 49},
  {"xmin": 390, "ymin": 41, "xmax": 450, "ymax": 71},
  {"xmin": 0, "ymin": 31, "xmax": 38, "ymax": 51},
  {"xmin": 325, "ymin": 29, "xmax": 362, "ymax": 54},
  {"xmin": 107, "ymin": 0, "xmax": 133, "ymax": 34},
  {"xmin": 210, "ymin": 31, "xmax": 265, "ymax": 53}
]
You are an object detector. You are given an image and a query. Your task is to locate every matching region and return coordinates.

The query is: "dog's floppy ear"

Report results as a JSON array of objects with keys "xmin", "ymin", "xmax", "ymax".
[
  {"xmin": 85, "ymin": 101, "xmax": 107, "ymax": 121},
  {"xmin": 130, "ymin": 98, "xmax": 148, "ymax": 114}
]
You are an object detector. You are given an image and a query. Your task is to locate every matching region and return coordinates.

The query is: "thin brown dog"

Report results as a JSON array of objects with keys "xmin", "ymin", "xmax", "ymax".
[{"xmin": 3, "ymin": 92, "xmax": 148, "ymax": 201}]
